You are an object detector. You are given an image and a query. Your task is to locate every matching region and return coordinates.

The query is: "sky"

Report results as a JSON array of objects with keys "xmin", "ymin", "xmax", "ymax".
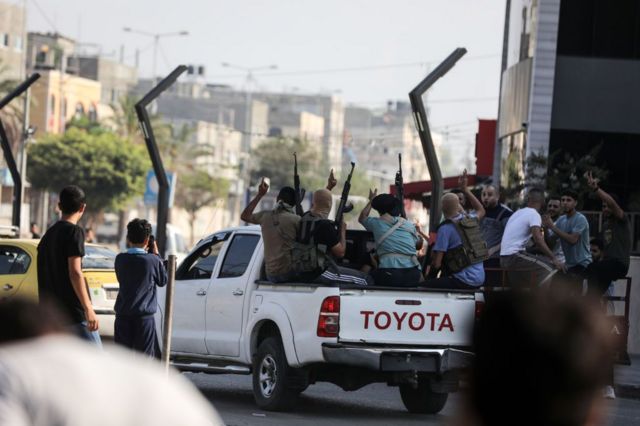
[{"xmin": 22, "ymin": 0, "xmax": 505, "ymax": 153}]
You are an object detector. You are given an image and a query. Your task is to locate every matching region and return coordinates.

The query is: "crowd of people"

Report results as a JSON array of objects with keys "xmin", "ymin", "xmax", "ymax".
[{"xmin": 243, "ymin": 168, "xmax": 631, "ymax": 297}]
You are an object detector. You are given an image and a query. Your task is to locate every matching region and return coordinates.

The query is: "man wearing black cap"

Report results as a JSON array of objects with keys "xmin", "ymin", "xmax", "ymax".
[
  {"xmin": 241, "ymin": 178, "xmax": 300, "ymax": 283},
  {"xmin": 358, "ymin": 190, "xmax": 423, "ymax": 286}
]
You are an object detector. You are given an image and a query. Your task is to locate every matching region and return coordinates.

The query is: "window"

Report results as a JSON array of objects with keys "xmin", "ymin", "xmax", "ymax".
[
  {"xmin": 557, "ymin": 0, "xmax": 640, "ymax": 59},
  {"xmin": 88, "ymin": 103, "xmax": 98, "ymax": 122},
  {"xmin": 1, "ymin": 34, "xmax": 8, "ymax": 47},
  {"xmin": 219, "ymin": 234, "xmax": 260, "ymax": 278},
  {"xmin": 83, "ymin": 245, "xmax": 116, "ymax": 270},
  {"xmin": 0, "ymin": 246, "xmax": 31, "ymax": 275},
  {"xmin": 74, "ymin": 103, "xmax": 85, "ymax": 119},
  {"xmin": 14, "ymin": 36, "xmax": 22, "ymax": 51},
  {"xmin": 49, "ymin": 95, "xmax": 56, "ymax": 115},
  {"xmin": 178, "ymin": 239, "xmax": 226, "ymax": 280}
]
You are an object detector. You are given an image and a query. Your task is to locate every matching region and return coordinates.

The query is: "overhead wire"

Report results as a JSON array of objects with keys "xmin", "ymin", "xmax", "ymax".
[{"xmin": 30, "ymin": 0, "xmax": 57, "ymax": 32}]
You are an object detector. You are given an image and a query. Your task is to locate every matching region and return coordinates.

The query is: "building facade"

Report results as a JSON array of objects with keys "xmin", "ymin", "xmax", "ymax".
[
  {"xmin": 496, "ymin": 0, "xmax": 640, "ymax": 208},
  {"xmin": 345, "ymin": 101, "xmax": 431, "ymax": 193},
  {"xmin": 0, "ymin": 1, "xmax": 26, "ymax": 80}
]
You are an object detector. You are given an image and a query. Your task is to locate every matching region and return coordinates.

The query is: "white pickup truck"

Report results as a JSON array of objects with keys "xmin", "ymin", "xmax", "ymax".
[{"xmin": 157, "ymin": 225, "xmax": 483, "ymax": 414}]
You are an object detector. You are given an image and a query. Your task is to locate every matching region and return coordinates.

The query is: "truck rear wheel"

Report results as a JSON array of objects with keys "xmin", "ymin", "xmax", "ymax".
[
  {"xmin": 252, "ymin": 337, "xmax": 300, "ymax": 411},
  {"xmin": 399, "ymin": 382, "xmax": 448, "ymax": 414}
]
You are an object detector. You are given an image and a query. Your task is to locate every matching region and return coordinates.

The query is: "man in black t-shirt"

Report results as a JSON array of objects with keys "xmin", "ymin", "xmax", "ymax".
[
  {"xmin": 37, "ymin": 186, "xmax": 101, "ymax": 346},
  {"xmin": 299, "ymin": 189, "xmax": 371, "ymax": 285}
]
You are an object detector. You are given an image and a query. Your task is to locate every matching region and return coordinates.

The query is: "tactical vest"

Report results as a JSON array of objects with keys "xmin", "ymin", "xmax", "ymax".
[
  {"xmin": 440, "ymin": 215, "xmax": 488, "ymax": 273},
  {"xmin": 290, "ymin": 213, "xmax": 330, "ymax": 277}
]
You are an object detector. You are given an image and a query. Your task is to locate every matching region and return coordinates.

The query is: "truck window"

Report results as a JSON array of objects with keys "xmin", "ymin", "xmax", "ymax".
[
  {"xmin": 218, "ymin": 234, "xmax": 260, "ymax": 278},
  {"xmin": 178, "ymin": 239, "xmax": 225, "ymax": 280}
]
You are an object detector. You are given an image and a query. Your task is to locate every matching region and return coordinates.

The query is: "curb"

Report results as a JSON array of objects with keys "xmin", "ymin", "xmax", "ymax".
[{"xmin": 616, "ymin": 383, "xmax": 640, "ymax": 400}]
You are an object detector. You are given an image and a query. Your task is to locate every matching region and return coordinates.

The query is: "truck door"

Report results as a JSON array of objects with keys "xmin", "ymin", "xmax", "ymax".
[
  {"xmin": 205, "ymin": 233, "xmax": 261, "ymax": 357},
  {"xmin": 171, "ymin": 236, "xmax": 227, "ymax": 354}
]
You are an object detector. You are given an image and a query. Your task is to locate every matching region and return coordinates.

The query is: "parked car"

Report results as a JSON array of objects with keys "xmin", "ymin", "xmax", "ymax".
[{"xmin": 0, "ymin": 239, "xmax": 120, "ymax": 337}]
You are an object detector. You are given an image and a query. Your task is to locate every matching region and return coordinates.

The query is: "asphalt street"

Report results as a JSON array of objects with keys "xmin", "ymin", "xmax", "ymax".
[{"xmin": 185, "ymin": 372, "xmax": 640, "ymax": 426}]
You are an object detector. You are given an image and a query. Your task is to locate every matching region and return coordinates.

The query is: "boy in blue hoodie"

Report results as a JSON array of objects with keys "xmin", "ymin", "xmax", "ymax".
[{"xmin": 114, "ymin": 219, "xmax": 167, "ymax": 356}]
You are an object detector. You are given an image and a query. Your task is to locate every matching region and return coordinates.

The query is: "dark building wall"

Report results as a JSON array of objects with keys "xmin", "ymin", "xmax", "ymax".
[
  {"xmin": 549, "ymin": 129, "xmax": 640, "ymax": 209},
  {"xmin": 551, "ymin": 56, "xmax": 640, "ymax": 134},
  {"xmin": 557, "ymin": 0, "xmax": 640, "ymax": 60}
]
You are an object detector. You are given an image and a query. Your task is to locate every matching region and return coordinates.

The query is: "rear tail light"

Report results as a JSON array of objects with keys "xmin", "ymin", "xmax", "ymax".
[
  {"xmin": 317, "ymin": 296, "xmax": 340, "ymax": 337},
  {"xmin": 475, "ymin": 300, "xmax": 484, "ymax": 321}
]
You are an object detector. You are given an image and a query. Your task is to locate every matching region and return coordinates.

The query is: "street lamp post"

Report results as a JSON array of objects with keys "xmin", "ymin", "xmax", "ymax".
[{"xmin": 123, "ymin": 27, "xmax": 189, "ymax": 79}]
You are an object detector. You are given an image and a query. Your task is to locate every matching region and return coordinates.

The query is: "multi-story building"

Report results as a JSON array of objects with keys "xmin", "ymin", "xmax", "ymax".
[
  {"xmin": 26, "ymin": 32, "xmax": 103, "ymax": 134},
  {"xmin": 28, "ymin": 69, "xmax": 101, "ymax": 134},
  {"xmin": 345, "ymin": 101, "xmax": 431, "ymax": 192},
  {"xmin": 248, "ymin": 92, "xmax": 343, "ymax": 174},
  {"xmin": 495, "ymin": 0, "xmax": 640, "ymax": 206},
  {"xmin": 0, "ymin": 1, "xmax": 26, "ymax": 80},
  {"xmin": 267, "ymin": 110, "xmax": 325, "ymax": 145},
  {"xmin": 76, "ymin": 56, "xmax": 137, "ymax": 105},
  {"xmin": 164, "ymin": 117, "xmax": 244, "ymax": 239}
]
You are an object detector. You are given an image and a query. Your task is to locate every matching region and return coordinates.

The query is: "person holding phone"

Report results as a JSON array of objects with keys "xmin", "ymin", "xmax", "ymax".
[{"xmin": 114, "ymin": 219, "xmax": 167, "ymax": 356}]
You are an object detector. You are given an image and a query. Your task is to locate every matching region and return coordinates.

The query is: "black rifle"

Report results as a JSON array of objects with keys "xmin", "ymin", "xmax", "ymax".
[
  {"xmin": 293, "ymin": 152, "xmax": 305, "ymax": 216},
  {"xmin": 335, "ymin": 162, "xmax": 355, "ymax": 227},
  {"xmin": 395, "ymin": 153, "xmax": 406, "ymax": 218}
]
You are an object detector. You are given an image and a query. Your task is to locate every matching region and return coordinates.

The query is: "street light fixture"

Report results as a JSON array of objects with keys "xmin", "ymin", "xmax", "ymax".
[{"xmin": 123, "ymin": 27, "xmax": 189, "ymax": 79}]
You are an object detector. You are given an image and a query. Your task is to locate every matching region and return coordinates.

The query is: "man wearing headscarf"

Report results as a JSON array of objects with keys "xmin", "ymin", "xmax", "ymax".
[
  {"xmin": 241, "ymin": 178, "xmax": 300, "ymax": 283},
  {"xmin": 295, "ymin": 188, "xmax": 371, "ymax": 285},
  {"xmin": 358, "ymin": 190, "xmax": 424, "ymax": 286}
]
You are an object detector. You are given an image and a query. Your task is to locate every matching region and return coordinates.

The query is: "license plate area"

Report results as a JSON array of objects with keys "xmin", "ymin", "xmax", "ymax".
[{"xmin": 380, "ymin": 352, "xmax": 437, "ymax": 372}]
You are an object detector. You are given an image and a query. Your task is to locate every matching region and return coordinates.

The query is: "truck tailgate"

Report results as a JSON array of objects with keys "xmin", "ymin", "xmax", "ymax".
[{"xmin": 339, "ymin": 290, "xmax": 476, "ymax": 346}]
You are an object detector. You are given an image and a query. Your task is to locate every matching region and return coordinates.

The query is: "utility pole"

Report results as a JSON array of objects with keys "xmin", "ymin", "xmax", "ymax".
[{"xmin": 123, "ymin": 27, "xmax": 189, "ymax": 80}]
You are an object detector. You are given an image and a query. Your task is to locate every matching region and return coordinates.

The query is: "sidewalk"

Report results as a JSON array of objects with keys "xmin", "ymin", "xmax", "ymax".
[{"xmin": 616, "ymin": 355, "xmax": 640, "ymax": 399}]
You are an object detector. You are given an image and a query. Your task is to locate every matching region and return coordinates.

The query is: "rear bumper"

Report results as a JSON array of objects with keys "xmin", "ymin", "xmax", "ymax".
[{"xmin": 322, "ymin": 343, "xmax": 473, "ymax": 374}]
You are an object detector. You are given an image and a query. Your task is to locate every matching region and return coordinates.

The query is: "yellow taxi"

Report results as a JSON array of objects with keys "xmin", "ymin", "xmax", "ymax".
[{"xmin": 0, "ymin": 239, "xmax": 120, "ymax": 337}]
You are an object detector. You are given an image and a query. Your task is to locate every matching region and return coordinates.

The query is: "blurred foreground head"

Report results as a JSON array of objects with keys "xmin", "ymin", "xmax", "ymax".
[
  {"xmin": 0, "ymin": 298, "xmax": 67, "ymax": 344},
  {"xmin": 471, "ymin": 291, "xmax": 612, "ymax": 426}
]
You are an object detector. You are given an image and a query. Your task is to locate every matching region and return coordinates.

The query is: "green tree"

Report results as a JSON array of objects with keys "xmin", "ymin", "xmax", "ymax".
[
  {"xmin": 27, "ymin": 127, "xmax": 149, "ymax": 224},
  {"xmin": 503, "ymin": 144, "xmax": 608, "ymax": 208},
  {"xmin": 547, "ymin": 143, "xmax": 608, "ymax": 205},
  {"xmin": 174, "ymin": 169, "xmax": 230, "ymax": 244},
  {"xmin": 251, "ymin": 137, "xmax": 327, "ymax": 191}
]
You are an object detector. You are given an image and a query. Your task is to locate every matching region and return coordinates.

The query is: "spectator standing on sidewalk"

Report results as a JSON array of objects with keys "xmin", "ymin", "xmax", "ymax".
[
  {"xmin": 37, "ymin": 186, "xmax": 101, "ymax": 346},
  {"xmin": 114, "ymin": 219, "xmax": 167, "ymax": 357},
  {"xmin": 585, "ymin": 171, "xmax": 631, "ymax": 297},
  {"xmin": 545, "ymin": 189, "xmax": 592, "ymax": 286}
]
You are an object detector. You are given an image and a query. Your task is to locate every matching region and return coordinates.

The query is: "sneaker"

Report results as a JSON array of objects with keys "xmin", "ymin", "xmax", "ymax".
[{"xmin": 603, "ymin": 385, "xmax": 616, "ymax": 400}]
